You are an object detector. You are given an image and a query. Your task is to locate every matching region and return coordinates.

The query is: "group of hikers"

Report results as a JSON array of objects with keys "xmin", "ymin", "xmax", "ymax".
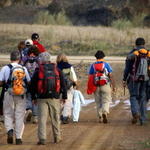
[{"xmin": 0, "ymin": 34, "xmax": 149, "ymax": 145}]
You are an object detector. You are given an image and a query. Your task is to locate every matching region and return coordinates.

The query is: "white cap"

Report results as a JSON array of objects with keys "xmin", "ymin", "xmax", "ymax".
[{"xmin": 25, "ymin": 39, "xmax": 33, "ymax": 46}]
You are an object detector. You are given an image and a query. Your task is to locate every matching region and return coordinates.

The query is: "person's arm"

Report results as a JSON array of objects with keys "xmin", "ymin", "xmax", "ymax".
[
  {"xmin": 108, "ymin": 73, "xmax": 116, "ymax": 92},
  {"xmin": 70, "ymin": 66, "xmax": 77, "ymax": 83}
]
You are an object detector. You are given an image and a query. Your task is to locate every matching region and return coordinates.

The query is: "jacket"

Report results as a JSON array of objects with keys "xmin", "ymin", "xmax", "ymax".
[
  {"xmin": 33, "ymin": 41, "xmax": 46, "ymax": 53},
  {"xmin": 30, "ymin": 62, "xmax": 67, "ymax": 100},
  {"xmin": 123, "ymin": 46, "xmax": 146, "ymax": 82}
]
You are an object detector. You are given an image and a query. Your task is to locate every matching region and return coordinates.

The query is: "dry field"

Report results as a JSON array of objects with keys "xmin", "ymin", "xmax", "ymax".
[{"xmin": 0, "ymin": 23, "xmax": 150, "ymax": 55}]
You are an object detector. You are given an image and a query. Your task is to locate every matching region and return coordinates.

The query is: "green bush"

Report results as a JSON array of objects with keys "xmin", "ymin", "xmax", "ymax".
[
  {"xmin": 34, "ymin": 10, "xmax": 72, "ymax": 25},
  {"xmin": 111, "ymin": 19, "xmax": 133, "ymax": 30},
  {"xmin": 132, "ymin": 13, "xmax": 147, "ymax": 27}
]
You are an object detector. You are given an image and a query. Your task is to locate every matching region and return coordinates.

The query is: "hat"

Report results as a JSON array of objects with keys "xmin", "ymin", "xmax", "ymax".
[
  {"xmin": 25, "ymin": 39, "xmax": 33, "ymax": 46},
  {"xmin": 39, "ymin": 52, "xmax": 51, "ymax": 62}
]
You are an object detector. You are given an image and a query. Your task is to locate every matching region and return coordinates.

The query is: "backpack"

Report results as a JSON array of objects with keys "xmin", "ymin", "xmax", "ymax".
[
  {"xmin": 93, "ymin": 63, "xmax": 109, "ymax": 86},
  {"xmin": 24, "ymin": 56, "xmax": 39, "ymax": 78},
  {"xmin": 131, "ymin": 49, "xmax": 149, "ymax": 81},
  {"xmin": 7, "ymin": 64, "xmax": 27, "ymax": 96},
  {"xmin": 37, "ymin": 63, "xmax": 60, "ymax": 98},
  {"xmin": 62, "ymin": 68, "xmax": 74, "ymax": 90}
]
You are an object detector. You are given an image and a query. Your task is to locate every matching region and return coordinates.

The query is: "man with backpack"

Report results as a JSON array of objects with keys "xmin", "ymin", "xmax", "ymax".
[
  {"xmin": 87, "ymin": 50, "xmax": 115, "ymax": 124},
  {"xmin": 31, "ymin": 52, "xmax": 67, "ymax": 144},
  {"xmin": 123, "ymin": 37, "xmax": 150, "ymax": 125},
  {"xmin": 0, "ymin": 51, "xmax": 30, "ymax": 145}
]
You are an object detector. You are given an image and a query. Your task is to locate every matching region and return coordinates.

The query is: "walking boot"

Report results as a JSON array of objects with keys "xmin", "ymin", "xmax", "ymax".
[{"xmin": 7, "ymin": 129, "xmax": 13, "ymax": 144}]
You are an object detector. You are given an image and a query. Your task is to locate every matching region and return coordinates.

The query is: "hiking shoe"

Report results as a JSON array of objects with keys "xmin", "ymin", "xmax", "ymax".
[
  {"xmin": 37, "ymin": 139, "xmax": 46, "ymax": 145},
  {"xmin": 132, "ymin": 114, "xmax": 140, "ymax": 124},
  {"xmin": 16, "ymin": 139, "xmax": 22, "ymax": 145},
  {"xmin": 54, "ymin": 137, "xmax": 62, "ymax": 144},
  {"xmin": 99, "ymin": 116, "xmax": 102, "ymax": 123},
  {"xmin": 0, "ymin": 115, "xmax": 4, "ymax": 122},
  {"xmin": 32, "ymin": 116, "xmax": 38, "ymax": 124},
  {"xmin": 102, "ymin": 114, "xmax": 108, "ymax": 124},
  {"xmin": 24, "ymin": 109, "xmax": 32, "ymax": 122},
  {"xmin": 62, "ymin": 117, "xmax": 70, "ymax": 124},
  {"xmin": 7, "ymin": 129, "xmax": 13, "ymax": 144}
]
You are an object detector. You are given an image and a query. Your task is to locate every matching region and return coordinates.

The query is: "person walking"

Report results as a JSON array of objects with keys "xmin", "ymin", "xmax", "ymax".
[
  {"xmin": 87, "ymin": 50, "xmax": 115, "ymax": 123},
  {"xmin": 72, "ymin": 83, "xmax": 85, "ymax": 122},
  {"xmin": 31, "ymin": 33, "xmax": 47, "ymax": 53},
  {"xmin": 23, "ymin": 46, "xmax": 39, "ymax": 124},
  {"xmin": 31, "ymin": 52, "xmax": 67, "ymax": 144},
  {"xmin": 56, "ymin": 53, "xmax": 77, "ymax": 124},
  {"xmin": 0, "ymin": 51, "xmax": 30, "ymax": 145},
  {"xmin": 123, "ymin": 37, "xmax": 150, "ymax": 125}
]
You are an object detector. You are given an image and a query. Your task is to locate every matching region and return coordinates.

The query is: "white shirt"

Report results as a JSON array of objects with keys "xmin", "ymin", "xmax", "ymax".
[{"xmin": 0, "ymin": 62, "xmax": 31, "ymax": 82}]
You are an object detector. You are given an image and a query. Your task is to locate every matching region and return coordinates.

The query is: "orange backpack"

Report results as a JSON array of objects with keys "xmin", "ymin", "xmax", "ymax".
[{"xmin": 7, "ymin": 64, "xmax": 27, "ymax": 96}]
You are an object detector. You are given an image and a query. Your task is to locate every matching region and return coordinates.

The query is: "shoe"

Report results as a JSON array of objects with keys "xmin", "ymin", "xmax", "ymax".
[
  {"xmin": 24, "ymin": 109, "xmax": 32, "ymax": 122},
  {"xmin": 102, "ymin": 114, "xmax": 108, "ymax": 124},
  {"xmin": 54, "ymin": 137, "xmax": 62, "ymax": 144},
  {"xmin": 99, "ymin": 116, "xmax": 102, "ymax": 123},
  {"xmin": 132, "ymin": 114, "xmax": 140, "ymax": 124},
  {"xmin": 73, "ymin": 121, "xmax": 78, "ymax": 123},
  {"xmin": 32, "ymin": 116, "xmax": 38, "ymax": 124},
  {"xmin": 16, "ymin": 139, "xmax": 22, "ymax": 145},
  {"xmin": 62, "ymin": 117, "xmax": 70, "ymax": 124},
  {"xmin": 0, "ymin": 115, "xmax": 4, "ymax": 122},
  {"xmin": 37, "ymin": 139, "xmax": 46, "ymax": 145},
  {"xmin": 7, "ymin": 129, "xmax": 13, "ymax": 144}
]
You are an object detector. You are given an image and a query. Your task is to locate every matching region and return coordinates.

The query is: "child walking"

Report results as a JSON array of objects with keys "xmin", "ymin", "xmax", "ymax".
[{"xmin": 72, "ymin": 83, "xmax": 85, "ymax": 122}]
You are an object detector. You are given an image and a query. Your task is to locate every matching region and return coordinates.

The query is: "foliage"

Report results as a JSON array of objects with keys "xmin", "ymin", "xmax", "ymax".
[
  {"xmin": 111, "ymin": 19, "xmax": 133, "ymax": 30},
  {"xmin": 34, "ymin": 10, "xmax": 72, "ymax": 25}
]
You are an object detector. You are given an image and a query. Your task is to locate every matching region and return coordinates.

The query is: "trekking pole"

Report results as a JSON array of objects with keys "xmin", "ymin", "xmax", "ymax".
[
  {"xmin": 123, "ymin": 81, "xmax": 126, "ymax": 96},
  {"xmin": 124, "ymin": 85, "xmax": 126, "ymax": 96}
]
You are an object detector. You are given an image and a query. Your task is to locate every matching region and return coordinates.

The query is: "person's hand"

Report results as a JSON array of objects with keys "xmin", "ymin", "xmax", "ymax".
[
  {"xmin": 32, "ymin": 99, "xmax": 37, "ymax": 105},
  {"xmin": 112, "ymin": 87, "xmax": 116, "ymax": 93},
  {"xmin": 122, "ymin": 80, "xmax": 126, "ymax": 87},
  {"xmin": 61, "ymin": 99, "xmax": 66, "ymax": 104}
]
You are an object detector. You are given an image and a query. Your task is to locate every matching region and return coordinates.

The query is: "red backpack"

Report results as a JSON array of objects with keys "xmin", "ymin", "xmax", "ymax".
[
  {"xmin": 93, "ymin": 63, "xmax": 109, "ymax": 86},
  {"xmin": 37, "ymin": 63, "xmax": 60, "ymax": 98}
]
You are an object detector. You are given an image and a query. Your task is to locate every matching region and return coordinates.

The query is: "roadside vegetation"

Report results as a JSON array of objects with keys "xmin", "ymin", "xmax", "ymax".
[{"xmin": 0, "ymin": 23, "xmax": 150, "ymax": 56}]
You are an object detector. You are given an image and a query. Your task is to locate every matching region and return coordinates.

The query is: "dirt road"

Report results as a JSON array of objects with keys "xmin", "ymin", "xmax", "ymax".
[
  {"xmin": 0, "ymin": 55, "xmax": 125, "ymax": 63},
  {"xmin": 0, "ymin": 100, "xmax": 150, "ymax": 150}
]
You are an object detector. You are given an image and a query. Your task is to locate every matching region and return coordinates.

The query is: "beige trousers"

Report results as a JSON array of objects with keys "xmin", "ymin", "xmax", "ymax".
[
  {"xmin": 38, "ymin": 98, "xmax": 61, "ymax": 141},
  {"xmin": 94, "ymin": 83, "xmax": 112, "ymax": 118},
  {"xmin": 3, "ymin": 92, "xmax": 26, "ymax": 139}
]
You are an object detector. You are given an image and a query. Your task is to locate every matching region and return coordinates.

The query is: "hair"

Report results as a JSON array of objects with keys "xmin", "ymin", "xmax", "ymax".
[
  {"xmin": 27, "ymin": 45, "xmax": 39, "ymax": 56},
  {"xmin": 56, "ymin": 53, "xmax": 69, "ymax": 63},
  {"xmin": 39, "ymin": 52, "xmax": 51, "ymax": 62},
  {"xmin": 135, "ymin": 37, "xmax": 145, "ymax": 46},
  {"xmin": 10, "ymin": 50, "xmax": 20, "ymax": 61},
  {"xmin": 18, "ymin": 41, "xmax": 25, "ymax": 52},
  {"xmin": 95, "ymin": 50, "xmax": 105, "ymax": 59}
]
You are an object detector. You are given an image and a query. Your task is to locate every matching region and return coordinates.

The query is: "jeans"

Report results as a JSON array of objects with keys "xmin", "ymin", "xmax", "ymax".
[
  {"xmin": 128, "ymin": 80, "xmax": 147, "ymax": 121},
  {"xmin": 26, "ymin": 93, "xmax": 38, "ymax": 116}
]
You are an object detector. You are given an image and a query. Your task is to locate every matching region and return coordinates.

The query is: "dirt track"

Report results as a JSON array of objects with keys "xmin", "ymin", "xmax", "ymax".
[{"xmin": 0, "ymin": 100, "xmax": 150, "ymax": 150}]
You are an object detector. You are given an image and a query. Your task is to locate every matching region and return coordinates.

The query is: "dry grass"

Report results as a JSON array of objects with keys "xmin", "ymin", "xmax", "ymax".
[{"xmin": 0, "ymin": 23, "xmax": 150, "ymax": 55}]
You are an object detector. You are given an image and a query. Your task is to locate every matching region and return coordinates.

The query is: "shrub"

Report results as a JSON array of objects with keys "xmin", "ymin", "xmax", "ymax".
[
  {"xmin": 111, "ymin": 19, "xmax": 133, "ymax": 30},
  {"xmin": 34, "ymin": 10, "xmax": 72, "ymax": 25}
]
